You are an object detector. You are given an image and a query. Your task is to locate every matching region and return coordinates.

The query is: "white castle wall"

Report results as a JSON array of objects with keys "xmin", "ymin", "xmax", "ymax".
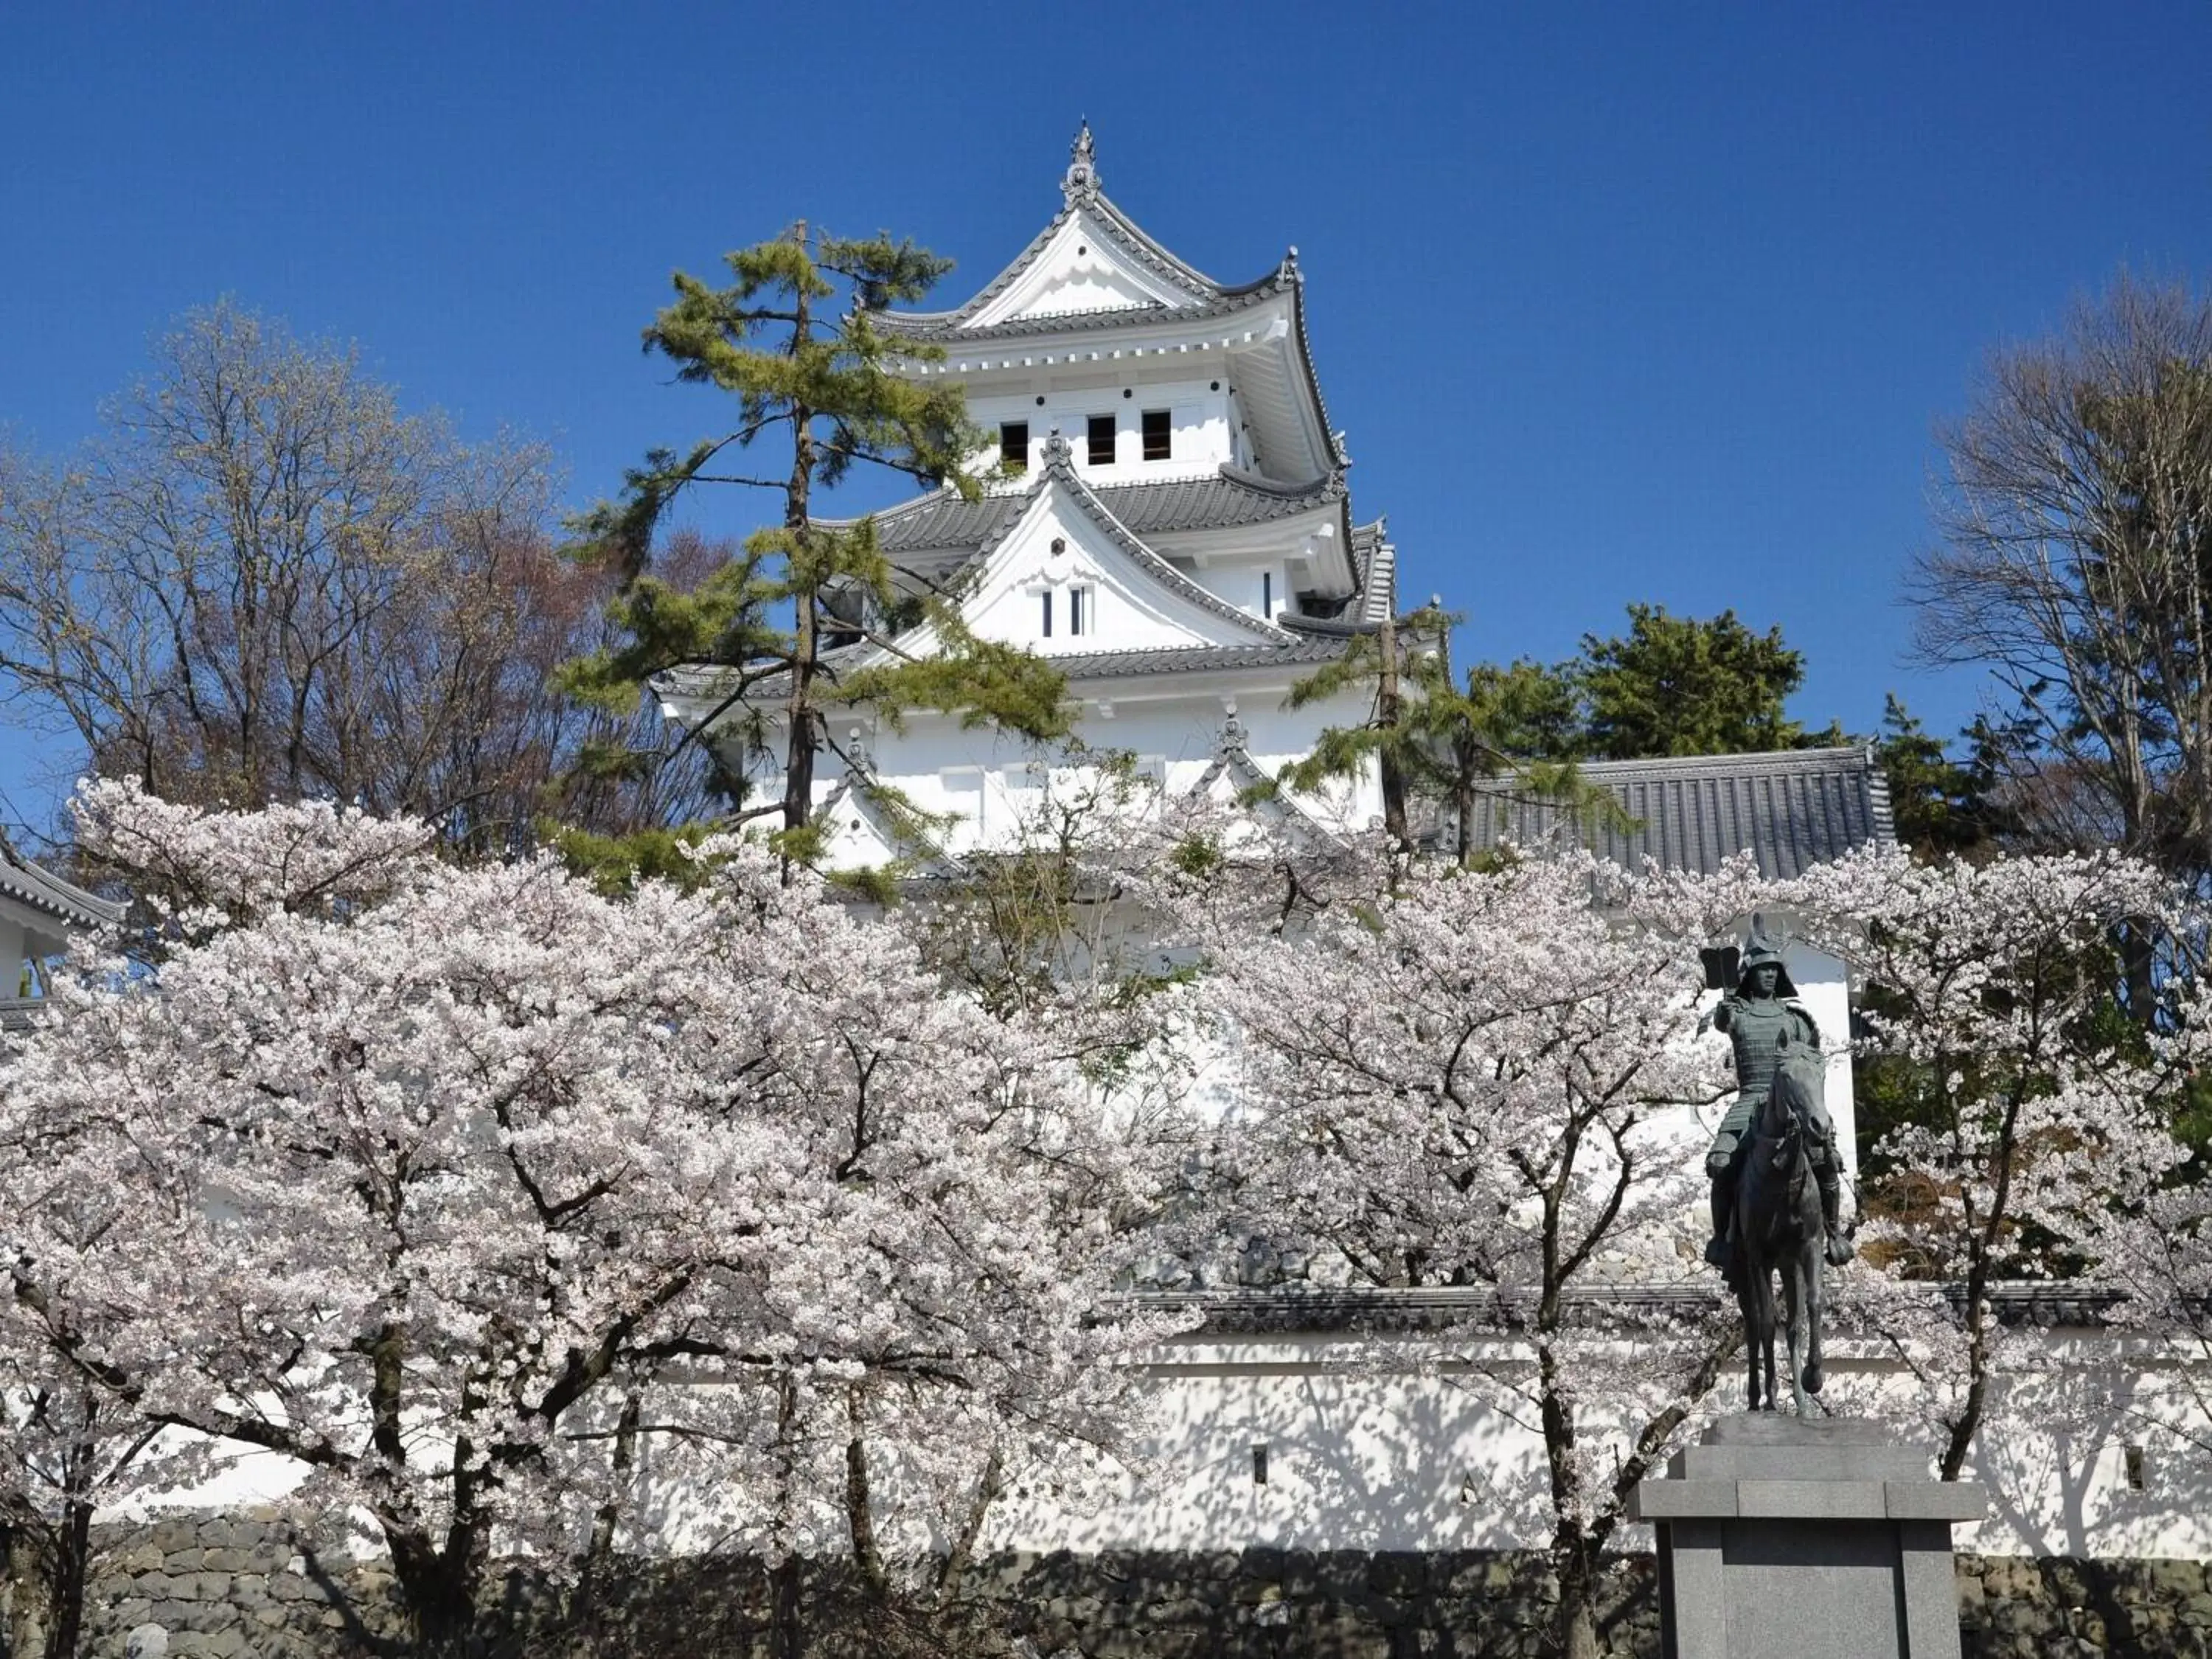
[
  {"xmin": 967, "ymin": 378, "xmax": 1237, "ymax": 486},
  {"xmin": 138, "ymin": 1323, "xmax": 2212, "ymax": 1565},
  {"xmin": 803, "ymin": 686, "xmax": 1383, "ymax": 863},
  {"xmin": 976, "ymin": 1327, "xmax": 2212, "ymax": 1562}
]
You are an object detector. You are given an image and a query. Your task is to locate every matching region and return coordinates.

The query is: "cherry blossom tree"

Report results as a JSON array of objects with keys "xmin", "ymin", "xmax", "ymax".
[
  {"xmin": 1791, "ymin": 846, "xmax": 2199, "ymax": 1480},
  {"xmin": 1209, "ymin": 847, "xmax": 1734, "ymax": 1659},
  {"xmin": 2087, "ymin": 1138, "xmax": 2212, "ymax": 1509},
  {"xmin": 0, "ymin": 783, "xmax": 1185, "ymax": 1658}
]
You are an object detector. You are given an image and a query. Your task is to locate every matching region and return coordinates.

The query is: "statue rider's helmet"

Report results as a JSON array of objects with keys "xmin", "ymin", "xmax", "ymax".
[{"xmin": 1737, "ymin": 915, "xmax": 1800, "ymax": 1000}]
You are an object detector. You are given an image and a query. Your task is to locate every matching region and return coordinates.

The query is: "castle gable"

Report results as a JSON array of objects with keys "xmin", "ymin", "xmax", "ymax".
[
  {"xmin": 964, "ymin": 206, "xmax": 1198, "ymax": 329},
  {"xmin": 916, "ymin": 441, "xmax": 1290, "ymax": 661}
]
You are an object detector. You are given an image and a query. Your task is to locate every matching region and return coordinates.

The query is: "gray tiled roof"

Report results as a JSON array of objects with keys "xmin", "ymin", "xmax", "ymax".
[
  {"xmin": 874, "ymin": 278, "xmax": 1291, "ymax": 345},
  {"xmin": 1116, "ymin": 1281, "xmax": 2131, "ymax": 1335},
  {"xmin": 820, "ymin": 466, "xmax": 1345, "ymax": 557},
  {"xmin": 0, "ymin": 846, "xmax": 126, "ymax": 931},
  {"xmin": 655, "ymin": 634, "xmax": 1354, "ymax": 709},
  {"xmin": 1457, "ymin": 746, "xmax": 1896, "ymax": 879},
  {"xmin": 1047, "ymin": 636, "xmax": 1353, "ymax": 682},
  {"xmin": 1107, "ymin": 467, "xmax": 1346, "ymax": 534}
]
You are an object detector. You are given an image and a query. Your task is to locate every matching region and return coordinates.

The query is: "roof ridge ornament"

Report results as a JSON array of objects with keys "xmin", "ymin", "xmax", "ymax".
[{"xmin": 1064, "ymin": 119, "xmax": 1099, "ymax": 202}]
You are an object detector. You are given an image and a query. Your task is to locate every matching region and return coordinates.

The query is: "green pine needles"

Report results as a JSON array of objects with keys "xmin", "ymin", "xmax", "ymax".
[{"xmin": 559, "ymin": 223, "xmax": 1068, "ymax": 884}]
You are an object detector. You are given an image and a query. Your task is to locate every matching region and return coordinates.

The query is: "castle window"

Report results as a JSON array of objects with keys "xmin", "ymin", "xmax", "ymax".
[
  {"xmin": 1262, "ymin": 571, "xmax": 1273, "ymax": 619},
  {"xmin": 1039, "ymin": 590, "xmax": 1053, "ymax": 639},
  {"xmin": 1001, "ymin": 421, "xmax": 1029, "ymax": 474},
  {"xmin": 1070, "ymin": 585, "xmax": 1093, "ymax": 636},
  {"xmin": 1087, "ymin": 414, "xmax": 1116, "ymax": 467},
  {"xmin": 1141, "ymin": 408, "xmax": 1171, "ymax": 462}
]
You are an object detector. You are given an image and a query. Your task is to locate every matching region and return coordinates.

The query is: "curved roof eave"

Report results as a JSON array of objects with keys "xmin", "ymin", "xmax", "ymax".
[
  {"xmin": 0, "ymin": 848, "xmax": 128, "ymax": 931},
  {"xmin": 1285, "ymin": 266, "xmax": 1349, "ymax": 471}
]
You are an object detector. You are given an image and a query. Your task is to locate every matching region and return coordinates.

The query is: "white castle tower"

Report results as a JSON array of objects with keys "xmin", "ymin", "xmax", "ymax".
[{"xmin": 657, "ymin": 125, "xmax": 1396, "ymax": 860}]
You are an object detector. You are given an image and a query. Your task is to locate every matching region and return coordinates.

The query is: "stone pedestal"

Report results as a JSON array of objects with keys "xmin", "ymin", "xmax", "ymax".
[{"xmin": 1627, "ymin": 1416, "xmax": 1987, "ymax": 1659}]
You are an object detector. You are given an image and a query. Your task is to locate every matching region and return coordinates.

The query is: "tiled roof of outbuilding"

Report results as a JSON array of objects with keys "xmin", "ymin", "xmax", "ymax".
[
  {"xmin": 1117, "ymin": 1282, "xmax": 2132, "ymax": 1335},
  {"xmin": 1458, "ymin": 746, "xmax": 1896, "ymax": 879},
  {"xmin": 0, "ymin": 845, "xmax": 126, "ymax": 931}
]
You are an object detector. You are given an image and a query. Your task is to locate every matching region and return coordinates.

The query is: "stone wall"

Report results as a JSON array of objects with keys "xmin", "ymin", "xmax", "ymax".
[
  {"xmin": 18, "ymin": 1521, "xmax": 2212, "ymax": 1658},
  {"xmin": 1955, "ymin": 1553, "xmax": 2212, "ymax": 1658}
]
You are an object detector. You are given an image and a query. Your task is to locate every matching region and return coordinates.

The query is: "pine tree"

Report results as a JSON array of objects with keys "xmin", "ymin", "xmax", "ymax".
[
  {"xmin": 1872, "ymin": 695, "xmax": 2009, "ymax": 862},
  {"xmin": 1279, "ymin": 609, "xmax": 1617, "ymax": 864},
  {"xmin": 1577, "ymin": 604, "xmax": 1840, "ymax": 759},
  {"xmin": 561, "ymin": 224, "xmax": 1069, "ymax": 878}
]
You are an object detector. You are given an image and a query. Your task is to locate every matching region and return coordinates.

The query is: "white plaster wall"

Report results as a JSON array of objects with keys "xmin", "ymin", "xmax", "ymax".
[
  {"xmin": 796, "ymin": 687, "xmax": 1383, "ymax": 863},
  {"xmin": 967, "ymin": 380, "xmax": 1231, "ymax": 484},
  {"xmin": 954, "ymin": 487, "xmax": 1258, "ymax": 655},
  {"xmin": 1187, "ymin": 560, "xmax": 1290, "ymax": 622},
  {"xmin": 975, "ymin": 1329, "xmax": 2212, "ymax": 1562},
  {"xmin": 109, "ymin": 1326, "xmax": 2212, "ymax": 1565}
]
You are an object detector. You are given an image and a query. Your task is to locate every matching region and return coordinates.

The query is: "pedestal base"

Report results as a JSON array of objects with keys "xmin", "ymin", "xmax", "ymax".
[{"xmin": 1627, "ymin": 1416, "xmax": 1986, "ymax": 1659}]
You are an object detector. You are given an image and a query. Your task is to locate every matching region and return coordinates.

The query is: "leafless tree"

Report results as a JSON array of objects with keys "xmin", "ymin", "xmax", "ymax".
[
  {"xmin": 1913, "ymin": 273, "xmax": 2212, "ymax": 883},
  {"xmin": 0, "ymin": 302, "xmax": 716, "ymax": 853}
]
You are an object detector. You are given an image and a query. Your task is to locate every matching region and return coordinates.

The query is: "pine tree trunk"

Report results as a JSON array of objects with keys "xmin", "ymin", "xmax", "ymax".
[
  {"xmin": 781, "ymin": 220, "xmax": 821, "ymax": 852},
  {"xmin": 1377, "ymin": 606, "xmax": 1409, "ymax": 851}
]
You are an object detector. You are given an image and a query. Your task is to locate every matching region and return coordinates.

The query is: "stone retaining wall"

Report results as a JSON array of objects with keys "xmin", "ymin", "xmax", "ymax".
[{"xmin": 13, "ymin": 1518, "xmax": 2212, "ymax": 1657}]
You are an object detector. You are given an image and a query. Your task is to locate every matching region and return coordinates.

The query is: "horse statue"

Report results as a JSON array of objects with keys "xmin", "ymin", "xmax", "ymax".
[{"xmin": 1732, "ymin": 1042, "xmax": 1829, "ymax": 1416}]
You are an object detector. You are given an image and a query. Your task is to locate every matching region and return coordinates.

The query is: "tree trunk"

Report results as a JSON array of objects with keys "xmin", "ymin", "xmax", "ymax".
[
  {"xmin": 37, "ymin": 1498, "xmax": 90, "ymax": 1659},
  {"xmin": 386, "ymin": 1523, "xmax": 484, "ymax": 1659},
  {"xmin": 842, "ymin": 1388, "xmax": 888, "ymax": 1601},
  {"xmin": 574, "ymin": 1389, "xmax": 641, "ymax": 1630},
  {"xmin": 771, "ymin": 1374, "xmax": 804, "ymax": 1659},
  {"xmin": 1376, "ymin": 606, "xmax": 1409, "ymax": 851},
  {"xmin": 1553, "ymin": 1539, "xmax": 1602, "ymax": 1659},
  {"xmin": 1941, "ymin": 1269, "xmax": 1991, "ymax": 1483},
  {"xmin": 934, "ymin": 1449, "xmax": 1003, "ymax": 1604},
  {"xmin": 781, "ymin": 220, "xmax": 821, "ymax": 852}
]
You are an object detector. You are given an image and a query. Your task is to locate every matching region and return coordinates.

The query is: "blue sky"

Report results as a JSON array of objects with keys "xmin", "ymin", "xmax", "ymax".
[{"xmin": 3, "ymin": 3, "xmax": 2209, "ymax": 832}]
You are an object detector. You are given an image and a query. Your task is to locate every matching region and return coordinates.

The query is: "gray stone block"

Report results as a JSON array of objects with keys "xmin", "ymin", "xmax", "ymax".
[
  {"xmin": 1735, "ymin": 1478, "xmax": 1890, "ymax": 1520},
  {"xmin": 1885, "ymin": 1481, "xmax": 1989, "ymax": 1521},
  {"xmin": 1678, "ymin": 1442, "xmax": 1933, "ymax": 1483},
  {"xmin": 148, "ymin": 1518, "xmax": 204, "ymax": 1553},
  {"xmin": 1627, "ymin": 1479, "xmax": 1739, "ymax": 1520},
  {"xmin": 1638, "ymin": 1417, "xmax": 1980, "ymax": 1658}
]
